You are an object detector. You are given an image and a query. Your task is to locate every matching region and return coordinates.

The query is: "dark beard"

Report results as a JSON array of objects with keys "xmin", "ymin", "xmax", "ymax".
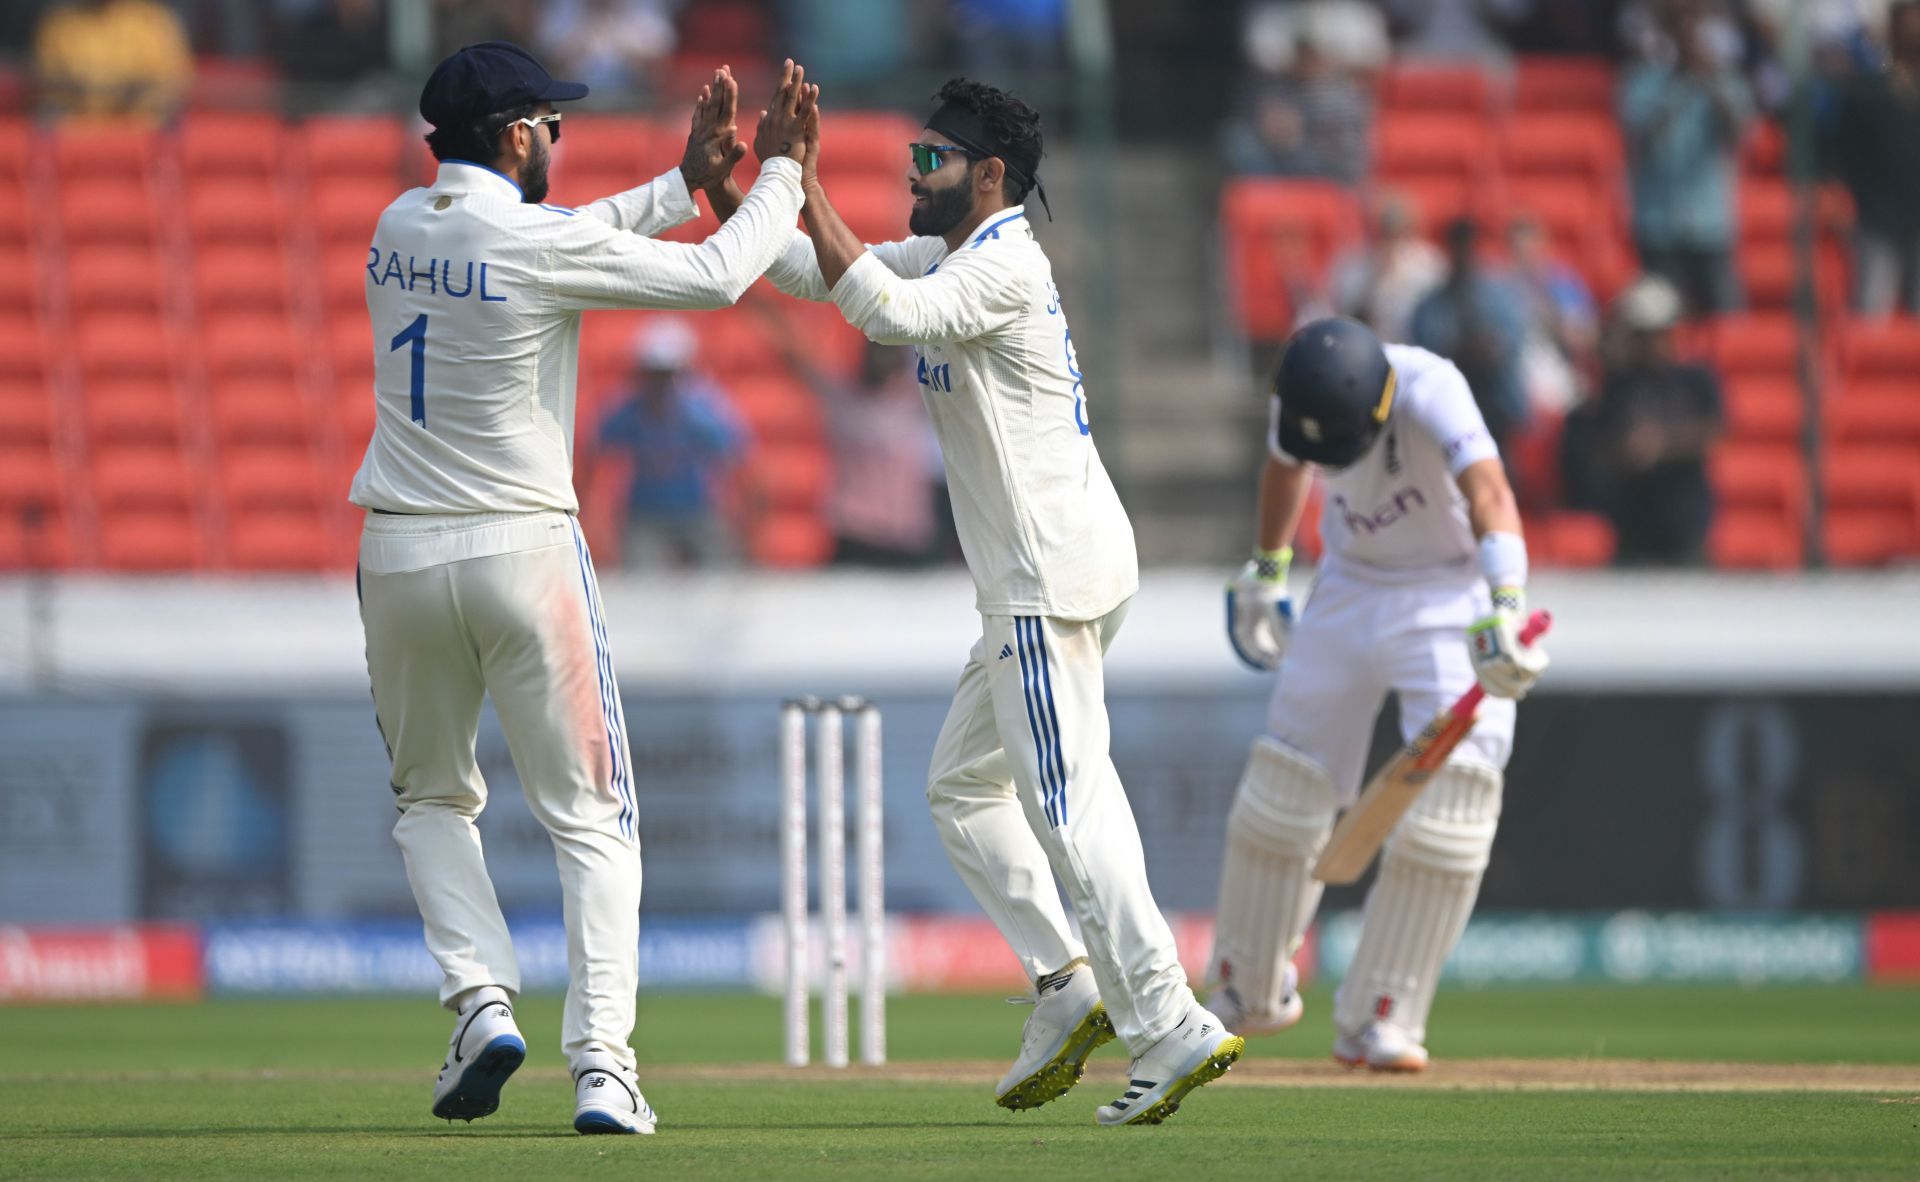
[
  {"xmin": 521, "ymin": 137, "xmax": 551, "ymax": 204},
  {"xmin": 908, "ymin": 180, "xmax": 974, "ymax": 237}
]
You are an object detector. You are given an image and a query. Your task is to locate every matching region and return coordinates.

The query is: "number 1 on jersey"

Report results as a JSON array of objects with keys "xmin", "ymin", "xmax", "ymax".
[{"xmin": 390, "ymin": 313, "xmax": 428, "ymax": 426}]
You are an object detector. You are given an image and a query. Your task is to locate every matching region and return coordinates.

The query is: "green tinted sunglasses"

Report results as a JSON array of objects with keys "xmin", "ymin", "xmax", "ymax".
[{"xmin": 909, "ymin": 142, "xmax": 974, "ymax": 175}]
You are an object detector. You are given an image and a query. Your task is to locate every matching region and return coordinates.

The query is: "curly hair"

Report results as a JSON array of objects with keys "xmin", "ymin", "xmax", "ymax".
[{"xmin": 933, "ymin": 78, "xmax": 1043, "ymax": 204}]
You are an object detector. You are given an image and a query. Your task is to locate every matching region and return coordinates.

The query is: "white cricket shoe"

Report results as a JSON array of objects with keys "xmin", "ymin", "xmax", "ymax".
[
  {"xmin": 1206, "ymin": 962, "xmax": 1304, "ymax": 1038},
  {"xmin": 430, "ymin": 986, "xmax": 526, "ymax": 1122},
  {"xmin": 995, "ymin": 963, "xmax": 1117, "ymax": 1110},
  {"xmin": 1094, "ymin": 1006, "xmax": 1246, "ymax": 1127},
  {"xmin": 1332, "ymin": 1021, "xmax": 1429, "ymax": 1072},
  {"xmin": 573, "ymin": 1056, "xmax": 658, "ymax": 1135}
]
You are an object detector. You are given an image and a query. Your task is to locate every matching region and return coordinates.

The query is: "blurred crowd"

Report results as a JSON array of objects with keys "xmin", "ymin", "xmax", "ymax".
[{"xmin": 1229, "ymin": 0, "xmax": 1920, "ymax": 566}]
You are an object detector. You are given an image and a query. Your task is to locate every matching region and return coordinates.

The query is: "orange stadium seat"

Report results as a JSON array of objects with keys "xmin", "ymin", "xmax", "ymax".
[
  {"xmin": 1822, "ymin": 449, "xmax": 1920, "ymax": 565},
  {"xmin": 210, "ymin": 378, "xmax": 312, "ymax": 448},
  {"xmin": 1220, "ymin": 179, "xmax": 1364, "ymax": 339},
  {"xmin": 179, "ymin": 114, "xmax": 285, "ymax": 179},
  {"xmin": 310, "ymin": 179, "xmax": 395, "ymax": 247},
  {"xmin": 65, "ymin": 246, "xmax": 166, "ymax": 316},
  {"xmin": 202, "ymin": 316, "xmax": 300, "ymax": 381},
  {"xmin": 729, "ymin": 375, "xmax": 823, "ymax": 444},
  {"xmin": 0, "ymin": 443, "xmax": 63, "ymax": 511},
  {"xmin": 221, "ymin": 445, "xmax": 327, "ymax": 513},
  {"xmin": 227, "ymin": 507, "xmax": 336, "ymax": 570},
  {"xmin": 1514, "ymin": 57, "xmax": 1615, "ymax": 113},
  {"xmin": 0, "ymin": 182, "xmax": 31, "ymax": 246},
  {"xmin": 1502, "ymin": 113, "xmax": 1623, "ymax": 190},
  {"xmin": 194, "ymin": 246, "xmax": 293, "ymax": 315},
  {"xmin": 815, "ymin": 113, "xmax": 920, "ymax": 181},
  {"xmin": 0, "ymin": 501, "xmax": 75, "ymax": 570},
  {"xmin": 0, "ymin": 243, "xmax": 40, "ymax": 314},
  {"xmin": 0, "ymin": 384, "xmax": 55, "ymax": 449},
  {"xmin": 1743, "ymin": 120, "xmax": 1785, "ymax": 177},
  {"xmin": 749, "ymin": 444, "xmax": 832, "ymax": 511},
  {"xmin": 1740, "ymin": 179, "xmax": 1794, "ymax": 244},
  {"xmin": 60, "ymin": 179, "xmax": 159, "ymax": 248},
  {"xmin": 185, "ymin": 182, "xmax": 287, "ymax": 247},
  {"xmin": 82, "ymin": 378, "xmax": 186, "ymax": 448},
  {"xmin": 1710, "ymin": 507, "xmax": 1803, "ymax": 568},
  {"xmin": 552, "ymin": 116, "xmax": 664, "ymax": 182},
  {"xmin": 327, "ymin": 319, "xmax": 376, "ymax": 384},
  {"xmin": 98, "ymin": 509, "xmax": 205, "ymax": 570},
  {"xmin": 749, "ymin": 508, "xmax": 832, "ymax": 569},
  {"xmin": 1374, "ymin": 115, "xmax": 1496, "ymax": 190},
  {"xmin": 75, "ymin": 315, "xmax": 175, "ymax": 381},
  {"xmin": 1840, "ymin": 318, "xmax": 1920, "ymax": 377},
  {"xmin": 53, "ymin": 125, "xmax": 156, "ymax": 182},
  {"xmin": 1829, "ymin": 387, "xmax": 1920, "ymax": 453},
  {"xmin": 1711, "ymin": 443, "xmax": 1806, "ymax": 526},
  {"xmin": 0, "ymin": 117, "xmax": 27, "ymax": 183},
  {"xmin": 1380, "ymin": 64, "xmax": 1499, "ymax": 118},
  {"xmin": 299, "ymin": 116, "xmax": 406, "ymax": 181},
  {"xmin": 0, "ymin": 320, "xmax": 48, "ymax": 386},
  {"xmin": 696, "ymin": 311, "xmax": 785, "ymax": 379},
  {"xmin": 826, "ymin": 175, "xmax": 912, "ymax": 244},
  {"xmin": 1721, "ymin": 375, "xmax": 1803, "ymax": 445},
  {"xmin": 1708, "ymin": 314, "xmax": 1800, "ymax": 379},
  {"xmin": 319, "ymin": 248, "xmax": 371, "ymax": 320},
  {"xmin": 1538, "ymin": 511, "xmax": 1617, "ymax": 568},
  {"xmin": 92, "ymin": 443, "xmax": 195, "ymax": 514}
]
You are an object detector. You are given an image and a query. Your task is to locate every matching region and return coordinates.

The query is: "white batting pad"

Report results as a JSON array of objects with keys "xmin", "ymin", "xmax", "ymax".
[
  {"xmin": 1333, "ymin": 759, "xmax": 1503, "ymax": 1044},
  {"xmin": 1208, "ymin": 738, "xmax": 1337, "ymax": 1025}
]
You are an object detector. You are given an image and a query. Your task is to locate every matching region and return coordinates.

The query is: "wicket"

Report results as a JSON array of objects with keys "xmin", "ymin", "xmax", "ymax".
[{"xmin": 779, "ymin": 695, "xmax": 885, "ymax": 1067}]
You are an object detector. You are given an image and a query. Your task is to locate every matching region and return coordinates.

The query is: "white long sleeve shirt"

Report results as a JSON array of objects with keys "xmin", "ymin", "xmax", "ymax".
[
  {"xmin": 348, "ymin": 156, "xmax": 805, "ymax": 517},
  {"xmin": 765, "ymin": 207, "xmax": 1138, "ymax": 621},
  {"xmin": 1271, "ymin": 343, "xmax": 1502, "ymax": 585}
]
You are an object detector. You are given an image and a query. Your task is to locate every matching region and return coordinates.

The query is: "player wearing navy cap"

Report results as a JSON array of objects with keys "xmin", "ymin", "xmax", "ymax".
[{"xmin": 351, "ymin": 46, "xmax": 816, "ymax": 1134}]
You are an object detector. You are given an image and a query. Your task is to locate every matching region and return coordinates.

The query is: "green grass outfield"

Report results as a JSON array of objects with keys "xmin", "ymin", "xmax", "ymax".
[{"xmin": 3, "ymin": 987, "xmax": 1918, "ymax": 1180}]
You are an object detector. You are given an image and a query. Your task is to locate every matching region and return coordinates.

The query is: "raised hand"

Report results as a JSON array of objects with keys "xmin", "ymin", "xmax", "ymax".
[
  {"xmin": 680, "ymin": 65, "xmax": 746, "ymax": 191},
  {"xmin": 752, "ymin": 59, "xmax": 816, "ymax": 165},
  {"xmin": 800, "ymin": 87, "xmax": 822, "ymax": 190}
]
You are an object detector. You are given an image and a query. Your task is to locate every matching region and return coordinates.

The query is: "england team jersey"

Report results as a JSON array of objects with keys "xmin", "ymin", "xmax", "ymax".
[
  {"xmin": 1273, "ymin": 344, "xmax": 1500, "ymax": 584},
  {"xmin": 766, "ymin": 208, "xmax": 1138, "ymax": 621},
  {"xmin": 350, "ymin": 156, "xmax": 804, "ymax": 517}
]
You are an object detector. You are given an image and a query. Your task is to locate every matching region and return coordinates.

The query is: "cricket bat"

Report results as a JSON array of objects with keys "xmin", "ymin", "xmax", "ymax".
[{"xmin": 1312, "ymin": 610, "xmax": 1552, "ymax": 885}]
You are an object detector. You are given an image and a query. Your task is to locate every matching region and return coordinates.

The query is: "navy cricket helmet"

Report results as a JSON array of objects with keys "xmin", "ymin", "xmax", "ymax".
[{"xmin": 1271, "ymin": 317, "xmax": 1396, "ymax": 469}]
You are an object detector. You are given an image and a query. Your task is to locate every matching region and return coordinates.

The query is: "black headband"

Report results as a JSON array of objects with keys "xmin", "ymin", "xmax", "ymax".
[{"xmin": 925, "ymin": 100, "xmax": 1052, "ymax": 221}]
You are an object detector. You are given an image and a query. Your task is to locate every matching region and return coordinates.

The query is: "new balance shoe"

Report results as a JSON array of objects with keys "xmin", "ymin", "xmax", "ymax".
[
  {"xmin": 430, "ymin": 986, "xmax": 526, "ymax": 1122},
  {"xmin": 996, "ymin": 961, "xmax": 1117, "ymax": 1111},
  {"xmin": 1206, "ymin": 962, "xmax": 1304, "ymax": 1038},
  {"xmin": 573, "ymin": 1056, "xmax": 657, "ymax": 1135},
  {"xmin": 1094, "ymin": 1006, "xmax": 1245, "ymax": 1127},
  {"xmin": 1332, "ymin": 1020, "xmax": 1429, "ymax": 1072}
]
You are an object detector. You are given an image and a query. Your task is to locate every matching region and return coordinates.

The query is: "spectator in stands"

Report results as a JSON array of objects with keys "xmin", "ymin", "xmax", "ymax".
[
  {"xmin": 1618, "ymin": 4, "xmax": 1753, "ymax": 317},
  {"xmin": 1224, "ymin": 3, "xmax": 1376, "ymax": 183},
  {"xmin": 536, "ymin": 0, "xmax": 675, "ymax": 101},
  {"xmin": 1561, "ymin": 275, "xmax": 1724, "ymax": 566},
  {"xmin": 1829, "ymin": 0, "xmax": 1920, "ymax": 316},
  {"xmin": 1326, "ymin": 189, "xmax": 1445, "ymax": 343},
  {"xmin": 32, "ymin": 0, "xmax": 193, "ymax": 126},
  {"xmin": 1410, "ymin": 217, "xmax": 1530, "ymax": 454},
  {"xmin": 434, "ymin": 0, "xmax": 538, "ymax": 59},
  {"xmin": 821, "ymin": 341, "xmax": 946, "ymax": 568},
  {"xmin": 1507, "ymin": 211, "xmax": 1598, "ymax": 415},
  {"xmin": 273, "ymin": 0, "xmax": 391, "ymax": 112},
  {"xmin": 595, "ymin": 320, "xmax": 746, "ymax": 570}
]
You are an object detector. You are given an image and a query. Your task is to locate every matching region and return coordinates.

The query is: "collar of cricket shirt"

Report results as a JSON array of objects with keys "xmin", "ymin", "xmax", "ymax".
[{"xmin": 435, "ymin": 158, "xmax": 524, "ymax": 200}]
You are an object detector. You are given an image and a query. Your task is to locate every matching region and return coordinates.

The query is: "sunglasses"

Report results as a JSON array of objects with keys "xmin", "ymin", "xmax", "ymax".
[
  {"xmin": 909, "ymin": 142, "xmax": 973, "ymax": 176},
  {"xmin": 514, "ymin": 112, "xmax": 563, "ymax": 142}
]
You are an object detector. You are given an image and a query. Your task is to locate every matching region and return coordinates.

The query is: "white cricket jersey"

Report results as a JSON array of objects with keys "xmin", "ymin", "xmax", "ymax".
[
  {"xmin": 349, "ymin": 156, "xmax": 805, "ymax": 520},
  {"xmin": 765, "ymin": 207, "xmax": 1138, "ymax": 620},
  {"xmin": 1272, "ymin": 344, "xmax": 1500, "ymax": 585}
]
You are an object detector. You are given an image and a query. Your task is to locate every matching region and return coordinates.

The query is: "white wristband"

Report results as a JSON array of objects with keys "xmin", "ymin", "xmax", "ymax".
[{"xmin": 1478, "ymin": 531, "xmax": 1528, "ymax": 590}]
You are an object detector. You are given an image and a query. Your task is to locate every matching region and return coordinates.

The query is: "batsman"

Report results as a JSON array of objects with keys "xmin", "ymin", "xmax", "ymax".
[{"xmin": 1208, "ymin": 317, "xmax": 1552, "ymax": 1071}]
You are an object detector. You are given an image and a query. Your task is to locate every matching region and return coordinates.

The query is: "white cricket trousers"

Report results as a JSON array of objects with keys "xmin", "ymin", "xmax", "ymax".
[
  {"xmin": 357, "ymin": 509, "xmax": 642, "ymax": 1075},
  {"xmin": 926, "ymin": 601, "xmax": 1193, "ymax": 1055}
]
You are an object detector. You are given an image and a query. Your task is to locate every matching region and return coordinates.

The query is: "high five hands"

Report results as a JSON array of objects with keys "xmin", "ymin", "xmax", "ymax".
[
  {"xmin": 680, "ymin": 65, "xmax": 745, "ymax": 191},
  {"xmin": 753, "ymin": 59, "xmax": 817, "ymax": 166}
]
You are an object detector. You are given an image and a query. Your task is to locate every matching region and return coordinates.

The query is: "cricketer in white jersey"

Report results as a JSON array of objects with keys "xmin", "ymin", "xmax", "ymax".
[
  {"xmin": 695, "ymin": 77, "xmax": 1243, "ymax": 1125},
  {"xmin": 350, "ymin": 47, "xmax": 814, "ymax": 1133},
  {"xmin": 1210, "ymin": 318, "xmax": 1552, "ymax": 1072}
]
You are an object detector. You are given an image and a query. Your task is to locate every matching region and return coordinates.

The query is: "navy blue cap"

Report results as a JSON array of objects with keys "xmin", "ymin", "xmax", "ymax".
[{"xmin": 419, "ymin": 41, "xmax": 589, "ymax": 128}]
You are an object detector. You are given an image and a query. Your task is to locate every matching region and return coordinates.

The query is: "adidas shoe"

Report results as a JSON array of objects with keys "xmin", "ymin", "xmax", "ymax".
[
  {"xmin": 1332, "ymin": 1021, "xmax": 1428, "ymax": 1072},
  {"xmin": 1094, "ymin": 1006, "xmax": 1245, "ymax": 1127},
  {"xmin": 995, "ymin": 962, "xmax": 1117, "ymax": 1111},
  {"xmin": 430, "ymin": 986, "xmax": 526, "ymax": 1122},
  {"xmin": 573, "ymin": 1056, "xmax": 657, "ymax": 1135},
  {"xmin": 1206, "ymin": 962, "xmax": 1304, "ymax": 1038}
]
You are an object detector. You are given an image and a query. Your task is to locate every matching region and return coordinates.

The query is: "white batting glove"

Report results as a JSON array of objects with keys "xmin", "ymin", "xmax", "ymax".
[
  {"xmin": 1467, "ymin": 587, "xmax": 1550, "ymax": 699},
  {"xmin": 1226, "ymin": 547, "xmax": 1295, "ymax": 672}
]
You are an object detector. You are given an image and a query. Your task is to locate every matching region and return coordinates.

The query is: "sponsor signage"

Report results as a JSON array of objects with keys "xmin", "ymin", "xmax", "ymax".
[{"xmin": 0, "ymin": 925, "xmax": 202, "ymax": 1001}]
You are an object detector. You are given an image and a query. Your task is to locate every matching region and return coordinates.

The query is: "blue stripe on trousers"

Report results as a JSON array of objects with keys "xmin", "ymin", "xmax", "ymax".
[
  {"xmin": 1027, "ymin": 618, "xmax": 1070, "ymax": 828},
  {"xmin": 1013, "ymin": 617, "xmax": 1061, "ymax": 827},
  {"xmin": 568, "ymin": 520, "xmax": 634, "ymax": 840}
]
